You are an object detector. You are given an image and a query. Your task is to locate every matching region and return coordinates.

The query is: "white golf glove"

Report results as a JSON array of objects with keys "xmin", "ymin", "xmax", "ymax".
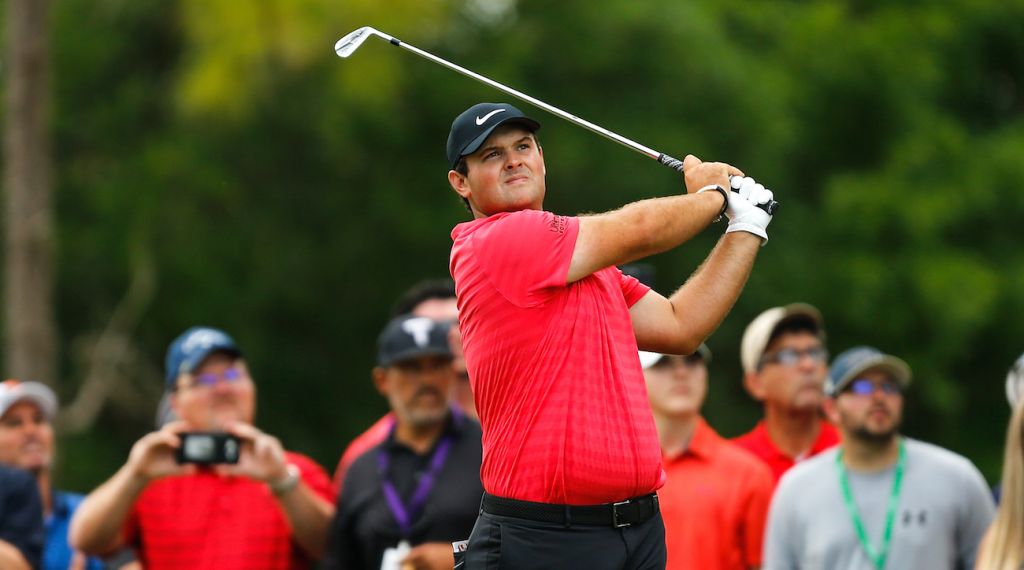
[{"xmin": 725, "ymin": 176, "xmax": 774, "ymax": 244}]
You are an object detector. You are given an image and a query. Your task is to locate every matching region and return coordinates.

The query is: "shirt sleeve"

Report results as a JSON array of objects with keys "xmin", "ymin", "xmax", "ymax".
[
  {"xmin": 741, "ymin": 462, "xmax": 774, "ymax": 567},
  {"xmin": 472, "ymin": 210, "xmax": 580, "ymax": 308},
  {"xmin": 120, "ymin": 495, "xmax": 141, "ymax": 550},
  {"xmin": 955, "ymin": 460, "xmax": 996, "ymax": 569},
  {"xmin": 618, "ymin": 269, "xmax": 651, "ymax": 308},
  {"xmin": 0, "ymin": 467, "xmax": 44, "ymax": 569},
  {"xmin": 286, "ymin": 452, "xmax": 337, "ymax": 504}
]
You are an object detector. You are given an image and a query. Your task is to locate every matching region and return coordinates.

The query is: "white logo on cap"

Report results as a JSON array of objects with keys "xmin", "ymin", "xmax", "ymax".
[
  {"xmin": 401, "ymin": 317, "xmax": 435, "ymax": 348},
  {"xmin": 182, "ymin": 329, "xmax": 228, "ymax": 353},
  {"xmin": 475, "ymin": 108, "xmax": 506, "ymax": 125}
]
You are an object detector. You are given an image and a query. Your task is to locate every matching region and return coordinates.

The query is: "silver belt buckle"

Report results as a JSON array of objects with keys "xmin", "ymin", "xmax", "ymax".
[{"xmin": 611, "ymin": 500, "xmax": 631, "ymax": 528}]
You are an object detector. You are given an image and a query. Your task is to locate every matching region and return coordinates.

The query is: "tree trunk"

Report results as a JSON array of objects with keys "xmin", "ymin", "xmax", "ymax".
[{"xmin": 3, "ymin": 0, "xmax": 56, "ymax": 384}]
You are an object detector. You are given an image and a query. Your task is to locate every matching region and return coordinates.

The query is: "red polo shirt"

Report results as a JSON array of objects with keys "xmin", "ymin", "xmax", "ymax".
[
  {"xmin": 450, "ymin": 210, "xmax": 663, "ymax": 505},
  {"xmin": 124, "ymin": 452, "xmax": 334, "ymax": 570},
  {"xmin": 659, "ymin": 418, "xmax": 773, "ymax": 570},
  {"xmin": 731, "ymin": 419, "xmax": 840, "ymax": 485}
]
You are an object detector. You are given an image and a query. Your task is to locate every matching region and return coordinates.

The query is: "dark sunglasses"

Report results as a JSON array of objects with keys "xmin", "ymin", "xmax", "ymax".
[{"xmin": 759, "ymin": 346, "xmax": 828, "ymax": 368}]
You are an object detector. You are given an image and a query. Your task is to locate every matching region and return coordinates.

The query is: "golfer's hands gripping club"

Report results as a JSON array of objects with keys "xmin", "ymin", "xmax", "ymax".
[
  {"xmin": 725, "ymin": 176, "xmax": 774, "ymax": 244},
  {"xmin": 665, "ymin": 154, "xmax": 778, "ymax": 215},
  {"xmin": 681, "ymin": 155, "xmax": 743, "ymax": 196}
]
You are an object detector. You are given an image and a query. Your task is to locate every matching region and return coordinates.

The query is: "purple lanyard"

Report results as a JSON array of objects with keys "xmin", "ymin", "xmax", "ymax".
[{"xmin": 378, "ymin": 430, "xmax": 456, "ymax": 536}]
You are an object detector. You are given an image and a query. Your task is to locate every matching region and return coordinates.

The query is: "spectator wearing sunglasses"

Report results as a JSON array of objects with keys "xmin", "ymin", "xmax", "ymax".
[
  {"xmin": 69, "ymin": 327, "xmax": 336, "ymax": 570},
  {"xmin": 732, "ymin": 304, "xmax": 839, "ymax": 485},
  {"xmin": 764, "ymin": 346, "xmax": 994, "ymax": 570},
  {"xmin": 641, "ymin": 345, "xmax": 772, "ymax": 570}
]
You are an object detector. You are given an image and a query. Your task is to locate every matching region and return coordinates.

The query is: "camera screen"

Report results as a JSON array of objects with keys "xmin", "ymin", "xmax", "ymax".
[{"xmin": 183, "ymin": 434, "xmax": 216, "ymax": 461}]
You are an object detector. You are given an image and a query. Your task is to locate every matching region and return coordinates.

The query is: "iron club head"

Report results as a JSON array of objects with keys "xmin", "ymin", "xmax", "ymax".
[{"xmin": 335, "ymin": 26, "xmax": 392, "ymax": 58}]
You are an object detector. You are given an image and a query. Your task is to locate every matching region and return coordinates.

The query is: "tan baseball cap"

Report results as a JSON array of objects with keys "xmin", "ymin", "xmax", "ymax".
[{"xmin": 740, "ymin": 303, "xmax": 825, "ymax": 373}]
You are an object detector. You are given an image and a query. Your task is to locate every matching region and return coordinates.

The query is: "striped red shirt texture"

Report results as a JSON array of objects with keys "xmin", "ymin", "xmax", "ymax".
[
  {"xmin": 450, "ymin": 210, "xmax": 664, "ymax": 505},
  {"xmin": 123, "ymin": 452, "xmax": 334, "ymax": 570}
]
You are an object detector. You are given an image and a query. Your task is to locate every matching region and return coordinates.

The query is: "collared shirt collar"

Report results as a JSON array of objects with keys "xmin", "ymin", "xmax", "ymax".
[
  {"xmin": 384, "ymin": 407, "xmax": 464, "ymax": 454},
  {"xmin": 751, "ymin": 418, "xmax": 839, "ymax": 460},
  {"xmin": 664, "ymin": 417, "xmax": 716, "ymax": 462}
]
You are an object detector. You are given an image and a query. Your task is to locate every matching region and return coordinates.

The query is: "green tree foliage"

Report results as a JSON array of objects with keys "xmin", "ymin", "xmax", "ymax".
[{"xmin": 33, "ymin": 0, "xmax": 1024, "ymax": 490}]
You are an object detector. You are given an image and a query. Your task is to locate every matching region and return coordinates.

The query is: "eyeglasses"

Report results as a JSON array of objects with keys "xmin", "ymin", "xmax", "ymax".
[
  {"xmin": 185, "ymin": 367, "xmax": 246, "ymax": 389},
  {"xmin": 759, "ymin": 346, "xmax": 828, "ymax": 368},
  {"xmin": 844, "ymin": 378, "xmax": 901, "ymax": 396}
]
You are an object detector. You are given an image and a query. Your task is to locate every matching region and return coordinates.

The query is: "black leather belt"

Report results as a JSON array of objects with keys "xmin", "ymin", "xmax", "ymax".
[{"xmin": 481, "ymin": 492, "xmax": 659, "ymax": 528}]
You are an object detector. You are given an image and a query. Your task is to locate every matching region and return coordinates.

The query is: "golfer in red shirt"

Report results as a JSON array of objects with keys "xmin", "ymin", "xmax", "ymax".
[{"xmin": 446, "ymin": 102, "xmax": 776, "ymax": 569}]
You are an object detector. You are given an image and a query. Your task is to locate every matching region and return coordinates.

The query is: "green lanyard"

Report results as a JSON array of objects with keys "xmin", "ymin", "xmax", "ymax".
[{"xmin": 835, "ymin": 439, "xmax": 906, "ymax": 570}]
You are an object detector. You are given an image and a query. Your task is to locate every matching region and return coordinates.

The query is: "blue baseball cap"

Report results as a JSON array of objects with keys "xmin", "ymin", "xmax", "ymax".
[
  {"xmin": 446, "ymin": 102, "xmax": 541, "ymax": 169},
  {"xmin": 827, "ymin": 346, "xmax": 911, "ymax": 396},
  {"xmin": 164, "ymin": 326, "xmax": 242, "ymax": 388}
]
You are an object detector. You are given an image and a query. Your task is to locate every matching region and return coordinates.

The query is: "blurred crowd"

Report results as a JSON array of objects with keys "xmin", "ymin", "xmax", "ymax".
[{"xmin": 0, "ymin": 276, "xmax": 1020, "ymax": 570}]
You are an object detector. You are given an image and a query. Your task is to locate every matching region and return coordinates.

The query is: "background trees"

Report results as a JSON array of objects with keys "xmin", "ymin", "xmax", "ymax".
[{"xmin": 2, "ymin": 0, "xmax": 1021, "ymax": 489}]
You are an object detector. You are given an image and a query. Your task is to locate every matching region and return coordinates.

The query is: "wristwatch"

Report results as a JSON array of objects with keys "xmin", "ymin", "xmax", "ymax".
[
  {"xmin": 697, "ymin": 184, "xmax": 729, "ymax": 222},
  {"xmin": 269, "ymin": 463, "xmax": 301, "ymax": 496}
]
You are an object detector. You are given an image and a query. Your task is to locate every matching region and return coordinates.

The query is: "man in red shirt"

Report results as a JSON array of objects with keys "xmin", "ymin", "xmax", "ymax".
[
  {"xmin": 641, "ymin": 346, "xmax": 772, "ymax": 570},
  {"xmin": 445, "ymin": 102, "xmax": 777, "ymax": 569},
  {"xmin": 69, "ymin": 327, "xmax": 336, "ymax": 570},
  {"xmin": 732, "ymin": 303, "xmax": 839, "ymax": 485}
]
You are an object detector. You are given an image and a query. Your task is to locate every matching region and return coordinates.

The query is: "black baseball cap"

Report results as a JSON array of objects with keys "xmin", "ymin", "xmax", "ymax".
[
  {"xmin": 377, "ymin": 314, "xmax": 453, "ymax": 367},
  {"xmin": 446, "ymin": 102, "xmax": 541, "ymax": 169}
]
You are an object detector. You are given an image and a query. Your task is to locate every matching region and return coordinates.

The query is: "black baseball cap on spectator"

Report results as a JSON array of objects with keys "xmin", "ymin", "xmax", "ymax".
[
  {"xmin": 446, "ymin": 102, "xmax": 541, "ymax": 169},
  {"xmin": 377, "ymin": 315, "xmax": 453, "ymax": 367}
]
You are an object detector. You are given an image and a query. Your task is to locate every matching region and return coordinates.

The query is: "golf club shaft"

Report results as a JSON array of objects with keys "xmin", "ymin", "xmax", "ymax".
[{"xmin": 352, "ymin": 30, "xmax": 777, "ymax": 215}]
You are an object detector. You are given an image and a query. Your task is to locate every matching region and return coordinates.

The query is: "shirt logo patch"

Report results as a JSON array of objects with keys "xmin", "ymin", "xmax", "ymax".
[
  {"xmin": 902, "ymin": 509, "xmax": 927, "ymax": 526},
  {"xmin": 548, "ymin": 215, "xmax": 568, "ymax": 234}
]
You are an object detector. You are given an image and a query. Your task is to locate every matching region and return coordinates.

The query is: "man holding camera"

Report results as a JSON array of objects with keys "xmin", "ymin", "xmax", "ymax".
[{"xmin": 69, "ymin": 326, "xmax": 336, "ymax": 570}]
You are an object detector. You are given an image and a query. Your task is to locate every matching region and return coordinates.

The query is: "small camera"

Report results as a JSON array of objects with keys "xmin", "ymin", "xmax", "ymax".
[{"xmin": 175, "ymin": 432, "xmax": 241, "ymax": 465}]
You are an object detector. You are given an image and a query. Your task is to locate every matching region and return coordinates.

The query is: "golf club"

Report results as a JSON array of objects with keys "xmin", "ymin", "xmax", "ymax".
[{"xmin": 335, "ymin": 26, "xmax": 778, "ymax": 215}]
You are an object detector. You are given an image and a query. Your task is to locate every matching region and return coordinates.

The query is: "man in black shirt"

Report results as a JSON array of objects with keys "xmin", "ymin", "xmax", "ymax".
[
  {"xmin": 0, "ymin": 464, "xmax": 44, "ymax": 570},
  {"xmin": 325, "ymin": 314, "xmax": 484, "ymax": 570}
]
